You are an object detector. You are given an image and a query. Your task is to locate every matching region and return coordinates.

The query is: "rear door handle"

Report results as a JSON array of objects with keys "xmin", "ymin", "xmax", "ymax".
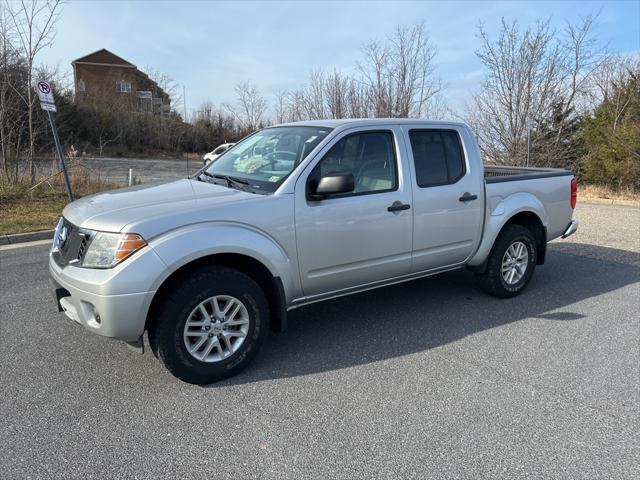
[
  {"xmin": 388, "ymin": 201, "xmax": 411, "ymax": 212},
  {"xmin": 459, "ymin": 193, "xmax": 478, "ymax": 202}
]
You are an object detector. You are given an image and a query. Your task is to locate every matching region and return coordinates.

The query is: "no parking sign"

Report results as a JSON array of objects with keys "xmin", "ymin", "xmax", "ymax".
[
  {"xmin": 36, "ymin": 80, "xmax": 57, "ymax": 112},
  {"xmin": 35, "ymin": 79, "xmax": 73, "ymax": 199}
]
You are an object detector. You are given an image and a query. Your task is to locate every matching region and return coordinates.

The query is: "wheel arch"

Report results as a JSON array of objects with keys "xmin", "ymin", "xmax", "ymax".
[
  {"xmin": 503, "ymin": 211, "xmax": 547, "ymax": 265},
  {"xmin": 469, "ymin": 208, "xmax": 547, "ymax": 272},
  {"xmin": 146, "ymin": 253, "xmax": 288, "ymax": 335}
]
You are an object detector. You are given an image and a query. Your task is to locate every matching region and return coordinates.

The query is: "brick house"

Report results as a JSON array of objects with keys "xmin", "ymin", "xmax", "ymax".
[{"xmin": 72, "ymin": 49, "xmax": 171, "ymax": 114}]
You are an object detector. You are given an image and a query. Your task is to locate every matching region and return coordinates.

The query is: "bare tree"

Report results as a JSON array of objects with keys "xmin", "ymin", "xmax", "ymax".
[
  {"xmin": 273, "ymin": 90, "xmax": 288, "ymax": 124},
  {"xmin": 284, "ymin": 88, "xmax": 306, "ymax": 122},
  {"xmin": 359, "ymin": 22, "xmax": 443, "ymax": 118},
  {"xmin": 191, "ymin": 100, "xmax": 241, "ymax": 149},
  {"xmin": 274, "ymin": 23, "xmax": 443, "ymax": 123},
  {"xmin": 302, "ymin": 69, "xmax": 326, "ymax": 119},
  {"xmin": 0, "ymin": 6, "xmax": 17, "ymax": 179},
  {"xmin": 324, "ymin": 70, "xmax": 351, "ymax": 119},
  {"xmin": 346, "ymin": 79, "xmax": 370, "ymax": 118},
  {"xmin": 224, "ymin": 81, "xmax": 268, "ymax": 131},
  {"xmin": 468, "ymin": 15, "xmax": 603, "ymax": 167},
  {"xmin": 278, "ymin": 70, "xmax": 372, "ymax": 122},
  {"xmin": 590, "ymin": 54, "xmax": 640, "ymax": 130},
  {"xmin": 145, "ymin": 65, "xmax": 182, "ymax": 112},
  {"xmin": 6, "ymin": 0, "xmax": 63, "ymax": 182}
]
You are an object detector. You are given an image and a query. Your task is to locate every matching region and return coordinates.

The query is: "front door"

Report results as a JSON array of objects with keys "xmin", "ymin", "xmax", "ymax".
[{"xmin": 294, "ymin": 127, "xmax": 413, "ymax": 297}]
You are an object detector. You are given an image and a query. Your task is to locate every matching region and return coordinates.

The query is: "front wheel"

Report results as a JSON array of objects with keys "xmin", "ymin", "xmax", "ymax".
[
  {"xmin": 475, "ymin": 224, "xmax": 537, "ymax": 298},
  {"xmin": 148, "ymin": 266, "xmax": 269, "ymax": 384}
]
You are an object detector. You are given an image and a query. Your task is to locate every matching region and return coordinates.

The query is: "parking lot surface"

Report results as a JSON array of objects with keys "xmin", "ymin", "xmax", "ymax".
[
  {"xmin": 35, "ymin": 156, "xmax": 201, "ymax": 184},
  {"xmin": 1, "ymin": 202, "xmax": 638, "ymax": 479}
]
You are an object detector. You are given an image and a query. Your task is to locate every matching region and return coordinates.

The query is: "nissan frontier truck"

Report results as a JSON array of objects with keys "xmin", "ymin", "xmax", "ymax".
[{"xmin": 50, "ymin": 119, "xmax": 579, "ymax": 384}]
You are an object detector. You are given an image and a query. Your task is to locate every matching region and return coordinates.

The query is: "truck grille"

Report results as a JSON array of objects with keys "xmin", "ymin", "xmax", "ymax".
[
  {"xmin": 77, "ymin": 235, "xmax": 89, "ymax": 262},
  {"xmin": 52, "ymin": 219, "xmax": 92, "ymax": 267}
]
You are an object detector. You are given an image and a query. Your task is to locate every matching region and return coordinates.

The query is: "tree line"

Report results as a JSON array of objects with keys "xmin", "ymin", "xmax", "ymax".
[{"xmin": 1, "ymin": 0, "xmax": 638, "ymax": 191}]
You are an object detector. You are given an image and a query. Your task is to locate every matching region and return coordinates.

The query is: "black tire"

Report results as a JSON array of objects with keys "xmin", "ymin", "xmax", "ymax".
[
  {"xmin": 475, "ymin": 224, "xmax": 537, "ymax": 298},
  {"xmin": 148, "ymin": 266, "xmax": 269, "ymax": 384}
]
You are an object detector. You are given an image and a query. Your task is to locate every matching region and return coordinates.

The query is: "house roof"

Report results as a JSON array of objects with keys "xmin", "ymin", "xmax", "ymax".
[
  {"xmin": 72, "ymin": 48, "xmax": 136, "ymax": 67},
  {"xmin": 72, "ymin": 48, "xmax": 171, "ymax": 102}
]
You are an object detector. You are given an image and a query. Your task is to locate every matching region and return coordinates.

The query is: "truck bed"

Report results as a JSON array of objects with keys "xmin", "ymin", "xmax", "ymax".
[
  {"xmin": 484, "ymin": 165, "xmax": 573, "ymax": 184},
  {"xmin": 483, "ymin": 165, "xmax": 576, "ymax": 245}
]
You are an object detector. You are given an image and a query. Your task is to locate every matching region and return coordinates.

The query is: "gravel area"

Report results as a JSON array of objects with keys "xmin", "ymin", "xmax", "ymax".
[{"xmin": 554, "ymin": 202, "xmax": 640, "ymax": 266}]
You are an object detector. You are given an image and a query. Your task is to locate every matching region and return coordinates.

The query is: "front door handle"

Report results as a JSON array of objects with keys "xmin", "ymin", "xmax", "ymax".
[
  {"xmin": 388, "ymin": 201, "xmax": 411, "ymax": 212},
  {"xmin": 459, "ymin": 193, "xmax": 478, "ymax": 202}
]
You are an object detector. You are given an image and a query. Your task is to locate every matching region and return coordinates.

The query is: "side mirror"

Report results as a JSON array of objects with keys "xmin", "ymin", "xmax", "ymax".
[{"xmin": 308, "ymin": 172, "xmax": 354, "ymax": 200}]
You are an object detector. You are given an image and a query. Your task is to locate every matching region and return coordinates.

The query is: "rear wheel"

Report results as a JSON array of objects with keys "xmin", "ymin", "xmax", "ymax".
[
  {"xmin": 475, "ymin": 224, "xmax": 537, "ymax": 298},
  {"xmin": 148, "ymin": 266, "xmax": 269, "ymax": 384}
]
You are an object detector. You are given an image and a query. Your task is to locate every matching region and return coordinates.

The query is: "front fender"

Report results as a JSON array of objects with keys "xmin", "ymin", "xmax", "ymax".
[
  {"xmin": 468, "ymin": 192, "xmax": 547, "ymax": 267},
  {"xmin": 147, "ymin": 222, "xmax": 296, "ymax": 303}
]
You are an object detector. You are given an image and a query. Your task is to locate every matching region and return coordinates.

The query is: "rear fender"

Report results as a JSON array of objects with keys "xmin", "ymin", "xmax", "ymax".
[{"xmin": 468, "ymin": 192, "xmax": 547, "ymax": 267}]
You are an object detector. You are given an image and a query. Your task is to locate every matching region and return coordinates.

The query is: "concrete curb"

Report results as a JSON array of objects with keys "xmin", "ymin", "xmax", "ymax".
[{"xmin": 0, "ymin": 229, "xmax": 55, "ymax": 246}]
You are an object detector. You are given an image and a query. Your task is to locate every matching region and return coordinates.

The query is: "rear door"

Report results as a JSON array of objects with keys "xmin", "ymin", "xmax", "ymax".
[
  {"xmin": 402, "ymin": 126, "xmax": 484, "ymax": 272},
  {"xmin": 294, "ymin": 126, "xmax": 413, "ymax": 297}
]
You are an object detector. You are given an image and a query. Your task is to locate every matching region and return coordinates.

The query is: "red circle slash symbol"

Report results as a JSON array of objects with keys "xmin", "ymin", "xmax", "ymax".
[{"xmin": 38, "ymin": 81, "xmax": 51, "ymax": 94}]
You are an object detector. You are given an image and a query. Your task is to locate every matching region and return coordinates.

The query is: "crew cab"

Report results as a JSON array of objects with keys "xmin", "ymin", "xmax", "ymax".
[{"xmin": 49, "ymin": 119, "xmax": 579, "ymax": 384}]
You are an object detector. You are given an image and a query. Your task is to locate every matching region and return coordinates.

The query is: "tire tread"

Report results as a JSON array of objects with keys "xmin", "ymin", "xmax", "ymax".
[{"xmin": 148, "ymin": 266, "xmax": 268, "ymax": 384}]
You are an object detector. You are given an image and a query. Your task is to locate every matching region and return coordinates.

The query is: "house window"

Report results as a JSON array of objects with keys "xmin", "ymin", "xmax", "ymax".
[
  {"xmin": 77, "ymin": 79, "xmax": 85, "ymax": 92},
  {"xmin": 116, "ymin": 80, "xmax": 131, "ymax": 93}
]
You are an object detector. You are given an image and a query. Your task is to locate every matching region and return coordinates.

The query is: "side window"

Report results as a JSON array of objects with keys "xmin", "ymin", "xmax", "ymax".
[
  {"xmin": 311, "ymin": 131, "xmax": 397, "ymax": 195},
  {"xmin": 409, "ymin": 130, "xmax": 466, "ymax": 187},
  {"xmin": 116, "ymin": 80, "xmax": 131, "ymax": 93}
]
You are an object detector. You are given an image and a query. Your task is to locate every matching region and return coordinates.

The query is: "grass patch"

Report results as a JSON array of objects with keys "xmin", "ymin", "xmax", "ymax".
[
  {"xmin": 1, "ymin": 174, "xmax": 121, "ymax": 235},
  {"xmin": 580, "ymin": 184, "xmax": 639, "ymax": 206},
  {"xmin": 1, "ymin": 196, "xmax": 70, "ymax": 235}
]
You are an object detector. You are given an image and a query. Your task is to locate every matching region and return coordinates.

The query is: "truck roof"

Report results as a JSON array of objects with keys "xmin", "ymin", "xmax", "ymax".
[{"xmin": 276, "ymin": 118, "xmax": 469, "ymax": 130}]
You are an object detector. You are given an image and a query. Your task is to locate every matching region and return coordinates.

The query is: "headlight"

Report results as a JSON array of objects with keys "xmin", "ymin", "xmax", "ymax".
[{"xmin": 82, "ymin": 232, "xmax": 147, "ymax": 268}]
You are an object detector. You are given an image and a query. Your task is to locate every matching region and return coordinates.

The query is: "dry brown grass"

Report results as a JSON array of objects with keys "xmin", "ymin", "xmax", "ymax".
[
  {"xmin": 0, "ymin": 196, "xmax": 70, "ymax": 234},
  {"xmin": 579, "ymin": 184, "xmax": 640, "ymax": 206},
  {"xmin": 1, "ymin": 166, "xmax": 122, "ymax": 235}
]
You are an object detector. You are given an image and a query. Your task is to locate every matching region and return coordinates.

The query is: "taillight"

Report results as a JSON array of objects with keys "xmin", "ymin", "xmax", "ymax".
[{"xmin": 570, "ymin": 178, "xmax": 577, "ymax": 209}]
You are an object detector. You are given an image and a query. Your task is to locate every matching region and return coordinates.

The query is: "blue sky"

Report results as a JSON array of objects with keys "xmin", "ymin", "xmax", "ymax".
[{"xmin": 46, "ymin": 0, "xmax": 639, "ymax": 118}]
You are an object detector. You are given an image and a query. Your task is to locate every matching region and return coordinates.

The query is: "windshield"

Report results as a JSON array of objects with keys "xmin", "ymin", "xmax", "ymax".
[{"xmin": 203, "ymin": 126, "xmax": 332, "ymax": 193}]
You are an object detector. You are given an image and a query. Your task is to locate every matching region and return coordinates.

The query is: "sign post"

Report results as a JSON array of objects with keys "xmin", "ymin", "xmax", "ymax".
[{"xmin": 36, "ymin": 80, "xmax": 74, "ymax": 201}]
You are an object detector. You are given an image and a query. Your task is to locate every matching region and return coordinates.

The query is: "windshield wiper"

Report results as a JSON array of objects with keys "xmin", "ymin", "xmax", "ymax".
[
  {"xmin": 199, "ymin": 170, "xmax": 245, "ymax": 187},
  {"xmin": 198, "ymin": 170, "xmax": 256, "ymax": 193},
  {"xmin": 212, "ymin": 173, "xmax": 251, "ymax": 192}
]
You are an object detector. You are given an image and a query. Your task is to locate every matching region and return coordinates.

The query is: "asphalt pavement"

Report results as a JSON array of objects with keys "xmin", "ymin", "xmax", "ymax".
[{"xmin": 0, "ymin": 202, "xmax": 638, "ymax": 479}]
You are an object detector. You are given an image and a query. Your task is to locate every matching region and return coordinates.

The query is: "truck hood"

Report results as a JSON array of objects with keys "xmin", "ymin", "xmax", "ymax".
[{"xmin": 63, "ymin": 179, "xmax": 256, "ymax": 235}]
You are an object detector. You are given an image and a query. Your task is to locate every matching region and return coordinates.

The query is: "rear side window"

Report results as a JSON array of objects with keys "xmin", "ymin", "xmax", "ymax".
[{"xmin": 409, "ymin": 130, "xmax": 466, "ymax": 187}]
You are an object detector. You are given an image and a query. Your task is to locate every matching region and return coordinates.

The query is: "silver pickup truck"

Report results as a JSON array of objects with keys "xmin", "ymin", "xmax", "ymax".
[{"xmin": 50, "ymin": 119, "xmax": 578, "ymax": 384}]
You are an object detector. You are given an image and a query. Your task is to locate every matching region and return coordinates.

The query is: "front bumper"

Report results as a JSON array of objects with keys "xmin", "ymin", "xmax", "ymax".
[
  {"xmin": 561, "ymin": 219, "xmax": 579, "ymax": 239},
  {"xmin": 49, "ymin": 246, "xmax": 169, "ymax": 341}
]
